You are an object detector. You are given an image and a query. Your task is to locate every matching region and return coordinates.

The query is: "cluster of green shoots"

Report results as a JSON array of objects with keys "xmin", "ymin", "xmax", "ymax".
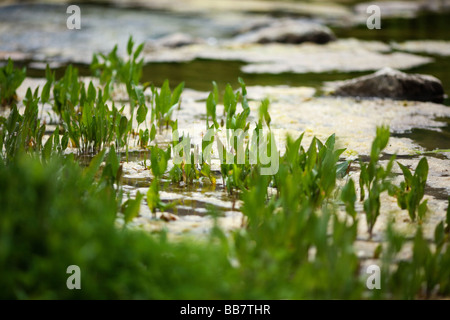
[
  {"xmin": 0, "ymin": 58, "xmax": 26, "ymax": 106},
  {"xmin": 1, "ymin": 37, "xmax": 184, "ymax": 156},
  {"xmin": 0, "ymin": 37, "xmax": 449, "ymax": 299}
]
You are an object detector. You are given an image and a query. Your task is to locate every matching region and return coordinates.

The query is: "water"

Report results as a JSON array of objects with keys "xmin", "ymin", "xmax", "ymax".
[
  {"xmin": 332, "ymin": 12, "xmax": 450, "ymax": 42},
  {"xmin": 393, "ymin": 117, "xmax": 450, "ymax": 152}
]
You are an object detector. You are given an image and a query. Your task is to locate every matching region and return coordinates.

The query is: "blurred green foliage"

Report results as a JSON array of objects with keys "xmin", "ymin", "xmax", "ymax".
[{"xmin": 0, "ymin": 58, "xmax": 26, "ymax": 106}]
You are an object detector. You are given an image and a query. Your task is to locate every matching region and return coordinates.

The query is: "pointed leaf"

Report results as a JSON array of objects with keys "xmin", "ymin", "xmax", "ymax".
[{"xmin": 124, "ymin": 192, "xmax": 144, "ymax": 224}]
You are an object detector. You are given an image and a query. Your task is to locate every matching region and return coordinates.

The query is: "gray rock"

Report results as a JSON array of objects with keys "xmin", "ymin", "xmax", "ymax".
[
  {"xmin": 232, "ymin": 19, "xmax": 336, "ymax": 45},
  {"xmin": 146, "ymin": 33, "xmax": 204, "ymax": 49},
  {"xmin": 391, "ymin": 40, "xmax": 450, "ymax": 57},
  {"xmin": 332, "ymin": 68, "xmax": 445, "ymax": 102}
]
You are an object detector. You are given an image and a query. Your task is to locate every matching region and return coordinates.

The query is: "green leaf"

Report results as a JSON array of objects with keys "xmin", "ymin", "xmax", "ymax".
[
  {"xmin": 139, "ymin": 129, "xmax": 149, "ymax": 148},
  {"xmin": 146, "ymin": 178, "xmax": 160, "ymax": 213},
  {"xmin": 127, "ymin": 36, "xmax": 134, "ymax": 56},
  {"xmin": 397, "ymin": 162, "xmax": 412, "ymax": 188},
  {"xmin": 223, "ymin": 84, "xmax": 235, "ymax": 116},
  {"xmin": 370, "ymin": 125, "xmax": 390, "ymax": 161},
  {"xmin": 414, "ymin": 157, "xmax": 429, "ymax": 183},
  {"xmin": 434, "ymin": 221, "xmax": 445, "ymax": 247},
  {"xmin": 136, "ymin": 103, "xmax": 148, "ymax": 125},
  {"xmin": 123, "ymin": 192, "xmax": 144, "ymax": 224},
  {"xmin": 306, "ymin": 137, "xmax": 317, "ymax": 172},
  {"xmin": 413, "ymin": 227, "xmax": 430, "ymax": 266},
  {"xmin": 135, "ymin": 86, "xmax": 146, "ymax": 106},
  {"xmin": 88, "ymin": 82, "xmax": 96, "ymax": 102},
  {"xmin": 359, "ymin": 160, "xmax": 367, "ymax": 201},
  {"xmin": 6, "ymin": 105, "xmax": 21, "ymax": 132},
  {"xmin": 150, "ymin": 146, "xmax": 161, "ymax": 178},
  {"xmin": 5, "ymin": 58, "xmax": 13, "ymax": 73},
  {"xmin": 285, "ymin": 133, "xmax": 303, "ymax": 167},
  {"xmin": 206, "ymin": 92, "xmax": 216, "ymax": 126},
  {"xmin": 150, "ymin": 124, "xmax": 156, "ymax": 141},
  {"xmin": 212, "ymin": 81, "xmax": 219, "ymax": 106},
  {"xmin": 259, "ymin": 98, "xmax": 270, "ymax": 127},
  {"xmin": 41, "ymin": 65, "xmax": 53, "ymax": 104},
  {"xmin": 325, "ymin": 134, "xmax": 336, "ymax": 151},
  {"xmin": 103, "ymin": 80, "xmax": 111, "ymax": 102},
  {"xmin": 133, "ymin": 43, "xmax": 145, "ymax": 61},
  {"xmin": 42, "ymin": 136, "xmax": 53, "ymax": 161},
  {"xmin": 171, "ymin": 82, "xmax": 185, "ymax": 107},
  {"xmin": 165, "ymin": 103, "xmax": 179, "ymax": 121},
  {"xmin": 418, "ymin": 199, "xmax": 427, "ymax": 221},
  {"xmin": 341, "ymin": 178, "xmax": 356, "ymax": 220},
  {"xmin": 238, "ymin": 77, "xmax": 247, "ymax": 96},
  {"xmin": 83, "ymin": 148, "xmax": 106, "ymax": 183},
  {"xmin": 159, "ymin": 80, "xmax": 171, "ymax": 112},
  {"xmin": 107, "ymin": 144, "xmax": 120, "ymax": 175},
  {"xmin": 61, "ymin": 131, "xmax": 69, "ymax": 150},
  {"xmin": 336, "ymin": 160, "xmax": 350, "ymax": 178},
  {"xmin": 383, "ymin": 154, "xmax": 396, "ymax": 180},
  {"xmin": 119, "ymin": 116, "xmax": 128, "ymax": 138}
]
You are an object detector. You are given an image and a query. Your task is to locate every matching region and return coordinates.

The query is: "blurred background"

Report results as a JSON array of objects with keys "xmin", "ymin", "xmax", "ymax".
[{"xmin": 1, "ymin": 0, "xmax": 449, "ymax": 89}]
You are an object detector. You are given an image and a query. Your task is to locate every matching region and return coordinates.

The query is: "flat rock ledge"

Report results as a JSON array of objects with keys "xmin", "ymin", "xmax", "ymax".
[
  {"xmin": 330, "ymin": 67, "xmax": 445, "ymax": 103},
  {"xmin": 232, "ymin": 19, "xmax": 336, "ymax": 45}
]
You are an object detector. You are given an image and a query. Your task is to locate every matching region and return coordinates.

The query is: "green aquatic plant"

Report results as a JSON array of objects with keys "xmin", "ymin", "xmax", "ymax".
[
  {"xmin": 0, "ymin": 89, "xmax": 47, "ymax": 163},
  {"xmin": 151, "ymin": 80, "xmax": 184, "ymax": 132},
  {"xmin": 0, "ymin": 58, "xmax": 26, "ymax": 106},
  {"xmin": 341, "ymin": 178, "xmax": 357, "ymax": 221},
  {"xmin": 101, "ymin": 145, "xmax": 123, "ymax": 190},
  {"xmin": 53, "ymin": 64, "xmax": 80, "ymax": 119},
  {"xmin": 384, "ymin": 222, "xmax": 450, "ymax": 299},
  {"xmin": 138, "ymin": 124, "xmax": 156, "ymax": 149},
  {"xmin": 275, "ymin": 133, "xmax": 346, "ymax": 208},
  {"xmin": 147, "ymin": 145, "xmax": 178, "ymax": 216},
  {"xmin": 214, "ymin": 79, "xmax": 255, "ymax": 194},
  {"xmin": 237, "ymin": 147, "xmax": 362, "ymax": 299},
  {"xmin": 91, "ymin": 36, "xmax": 144, "ymax": 91},
  {"xmin": 391, "ymin": 158, "xmax": 429, "ymax": 222},
  {"xmin": 40, "ymin": 64, "xmax": 55, "ymax": 105},
  {"xmin": 359, "ymin": 125, "xmax": 396, "ymax": 237},
  {"xmin": 205, "ymin": 81, "xmax": 219, "ymax": 129},
  {"xmin": 61, "ymin": 82, "xmax": 122, "ymax": 154},
  {"xmin": 122, "ymin": 191, "xmax": 144, "ymax": 225}
]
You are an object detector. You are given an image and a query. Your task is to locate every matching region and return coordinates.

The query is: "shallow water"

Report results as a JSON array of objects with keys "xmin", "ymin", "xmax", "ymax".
[
  {"xmin": 333, "ymin": 12, "xmax": 450, "ymax": 42},
  {"xmin": 393, "ymin": 117, "xmax": 450, "ymax": 151}
]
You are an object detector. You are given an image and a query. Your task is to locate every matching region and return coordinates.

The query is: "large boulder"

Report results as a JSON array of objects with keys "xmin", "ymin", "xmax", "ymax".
[
  {"xmin": 232, "ymin": 19, "xmax": 336, "ymax": 45},
  {"xmin": 331, "ymin": 68, "xmax": 445, "ymax": 102}
]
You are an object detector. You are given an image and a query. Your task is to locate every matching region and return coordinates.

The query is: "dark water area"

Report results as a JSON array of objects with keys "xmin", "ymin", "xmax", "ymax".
[
  {"xmin": 332, "ymin": 12, "xmax": 450, "ymax": 42},
  {"xmin": 393, "ymin": 117, "xmax": 450, "ymax": 152}
]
